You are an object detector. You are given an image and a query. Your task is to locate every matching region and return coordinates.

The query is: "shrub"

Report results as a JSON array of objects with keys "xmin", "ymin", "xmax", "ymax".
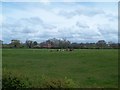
[
  {"xmin": 41, "ymin": 76, "xmax": 77, "ymax": 88},
  {"xmin": 2, "ymin": 69, "xmax": 78, "ymax": 89},
  {"xmin": 2, "ymin": 70, "xmax": 31, "ymax": 90}
]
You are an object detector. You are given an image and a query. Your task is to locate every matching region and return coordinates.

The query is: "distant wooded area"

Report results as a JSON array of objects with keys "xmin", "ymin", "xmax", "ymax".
[{"xmin": 0, "ymin": 38, "xmax": 119, "ymax": 49}]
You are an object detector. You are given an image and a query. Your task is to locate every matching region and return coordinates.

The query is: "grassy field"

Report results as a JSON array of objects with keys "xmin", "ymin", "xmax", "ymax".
[{"xmin": 2, "ymin": 49, "xmax": 118, "ymax": 88}]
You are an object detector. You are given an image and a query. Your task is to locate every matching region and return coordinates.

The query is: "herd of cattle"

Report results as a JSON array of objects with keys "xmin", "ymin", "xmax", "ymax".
[{"xmin": 50, "ymin": 48, "xmax": 74, "ymax": 52}]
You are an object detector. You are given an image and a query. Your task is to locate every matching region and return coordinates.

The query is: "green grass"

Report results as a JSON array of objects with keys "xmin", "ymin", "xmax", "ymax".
[{"xmin": 2, "ymin": 49, "xmax": 118, "ymax": 88}]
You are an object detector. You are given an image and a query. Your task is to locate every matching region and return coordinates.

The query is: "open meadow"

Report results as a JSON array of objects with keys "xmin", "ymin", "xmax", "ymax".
[{"xmin": 2, "ymin": 49, "xmax": 118, "ymax": 88}]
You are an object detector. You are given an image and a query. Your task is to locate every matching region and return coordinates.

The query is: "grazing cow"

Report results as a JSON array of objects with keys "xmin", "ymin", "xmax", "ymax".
[
  {"xmin": 50, "ymin": 50, "xmax": 53, "ymax": 52},
  {"xmin": 66, "ymin": 48, "xmax": 74, "ymax": 51},
  {"xmin": 69, "ymin": 49, "xmax": 73, "ymax": 51},
  {"xmin": 66, "ymin": 48, "xmax": 69, "ymax": 51},
  {"xmin": 56, "ymin": 48, "xmax": 73, "ymax": 52},
  {"xmin": 57, "ymin": 49, "xmax": 61, "ymax": 51},
  {"xmin": 56, "ymin": 49, "xmax": 65, "ymax": 51}
]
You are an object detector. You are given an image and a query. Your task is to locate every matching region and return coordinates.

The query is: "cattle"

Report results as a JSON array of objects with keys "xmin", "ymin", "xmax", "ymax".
[{"xmin": 56, "ymin": 48, "xmax": 74, "ymax": 52}]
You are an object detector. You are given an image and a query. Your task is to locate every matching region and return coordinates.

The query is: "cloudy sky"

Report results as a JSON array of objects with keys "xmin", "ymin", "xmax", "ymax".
[{"xmin": 1, "ymin": 1, "xmax": 118, "ymax": 43}]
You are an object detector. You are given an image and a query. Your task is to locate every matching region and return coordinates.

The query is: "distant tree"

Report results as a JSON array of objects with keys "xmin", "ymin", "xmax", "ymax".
[
  {"xmin": 10, "ymin": 40, "xmax": 20, "ymax": 48},
  {"xmin": 118, "ymin": 43, "xmax": 120, "ymax": 49},
  {"xmin": 33, "ymin": 41, "xmax": 38, "ymax": 46},
  {"xmin": 0, "ymin": 40, "xmax": 3, "ymax": 48},
  {"xmin": 26, "ymin": 40, "xmax": 33, "ymax": 48},
  {"xmin": 0, "ymin": 40, "xmax": 3, "ymax": 44},
  {"xmin": 48, "ymin": 38, "xmax": 60, "ymax": 48},
  {"xmin": 63, "ymin": 38, "xmax": 71, "ymax": 48},
  {"xmin": 58, "ymin": 39, "xmax": 70, "ymax": 49},
  {"xmin": 108, "ymin": 41, "xmax": 118, "ymax": 49},
  {"xmin": 71, "ymin": 43, "xmax": 79, "ymax": 49},
  {"xmin": 79, "ymin": 43, "xmax": 84, "ymax": 49},
  {"xmin": 96, "ymin": 40, "xmax": 107, "ymax": 49},
  {"xmin": 40, "ymin": 38, "xmax": 71, "ymax": 49}
]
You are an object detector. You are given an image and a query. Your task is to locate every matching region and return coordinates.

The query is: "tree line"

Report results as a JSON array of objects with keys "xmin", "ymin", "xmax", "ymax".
[{"xmin": 0, "ymin": 38, "xmax": 119, "ymax": 49}]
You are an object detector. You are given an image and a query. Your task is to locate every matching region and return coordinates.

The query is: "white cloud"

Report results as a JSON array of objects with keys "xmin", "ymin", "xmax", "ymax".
[{"xmin": 2, "ymin": 2, "xmax": 118, "ymax": 43}]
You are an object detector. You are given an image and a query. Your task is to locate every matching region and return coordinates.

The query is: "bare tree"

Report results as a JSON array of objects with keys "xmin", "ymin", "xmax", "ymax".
[{"xmin": 26, "ymin": 40, "xmax": 33, "ymax": 48}]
